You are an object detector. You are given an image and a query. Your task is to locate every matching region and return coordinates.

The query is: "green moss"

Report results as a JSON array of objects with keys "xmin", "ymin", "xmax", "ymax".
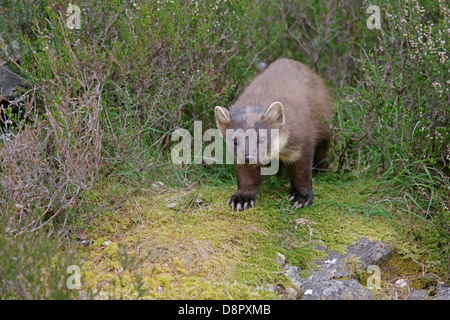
[
  {"xmin": 380, "ymin": 251, "xmax": 429, "ymax": 289},
  {"xmin": 104, "ymin": 242, "xmax": 120, "ymax": 260},
  {"xmin": 75, "ymin": 174, "xmax": 440, "ymax": 299}
]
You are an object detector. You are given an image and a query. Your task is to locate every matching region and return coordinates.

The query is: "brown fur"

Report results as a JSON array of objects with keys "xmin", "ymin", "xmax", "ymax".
[{"xmin": 215, "ymin": 58, "xmax": 332, "ymax": 211}]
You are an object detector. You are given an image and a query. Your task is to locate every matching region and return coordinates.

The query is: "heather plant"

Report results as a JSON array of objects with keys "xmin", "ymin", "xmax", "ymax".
[
  {"xmin": 257, "ymin": 0, "xmax": 449, "ymax": 272},
  {"xmin": 1, "ymin": 23, "xmax": 104, "ymax": 234},
  {"xmin": 336, "ymin": 0, "xmax": 449, "ymax": 265},
  {"xmin": 97, "ymin": 0, "xmax": 259, "ymax": 173},
  {"xmin": 344, "ymin": 0, "xmax": 449, "ymax": 200},
  {"xmin": 0, "ymin": 0, "xmax": 260, "ymax": 298},
  {"xmin": 0, "ymin": 225, "xmax": 78, "ymax": 299},
  {"xmin": 1, "ymin": 0, "xmax": 260, "ymax": 226},
  {"xmin": 256, "ymin": 0, "xmax": 378, "ymax": 88},
  {"xmin": 0, "ymin": 11, "xmax": 104, "ymax": 295}
]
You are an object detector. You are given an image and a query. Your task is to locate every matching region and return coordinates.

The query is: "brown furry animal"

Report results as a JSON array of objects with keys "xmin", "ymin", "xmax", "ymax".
[{"xmin": 215, "ymin": 58, "xmax": 332, "ymax": 211}]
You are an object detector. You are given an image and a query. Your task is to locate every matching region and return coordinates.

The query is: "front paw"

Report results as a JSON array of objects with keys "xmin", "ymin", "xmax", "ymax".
[
  {"xmin": 288, "ymin": 189, "xmax": 313, "ymax": 209},
  {"xmin": 227, "ymin": 193, "xmax": 256, "ymax": 211}
]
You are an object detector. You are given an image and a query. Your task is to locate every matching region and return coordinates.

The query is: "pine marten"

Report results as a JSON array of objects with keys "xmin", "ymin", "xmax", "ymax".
[{"xmin": 215, "ymin": 58, "xmax": 332, "ymax": 211}]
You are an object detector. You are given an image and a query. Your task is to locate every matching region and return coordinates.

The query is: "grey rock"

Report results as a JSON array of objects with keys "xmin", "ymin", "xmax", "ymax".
[
  {"xmin": 301, "ymin": 279, "xmax": 373, "ymax": 300},
  {"xmin": 276, "ymin": 252, "xmax": 286, "ymax": 266},
  {"xmin": 307, "ymin": 258, "xmax": 351, "ymax": 282},
  {"xmin": 328, "ymin": 237, "xmax": 391, "ymax": 269},
  {"xmin": 256, "ymin": 283, "xmax": 278, "ymax": 293},
  {"xmin": 410, "ymin": 289, "xmax": 429, "ymax": 300},
  {"xmin": 284, "ymin": 287, "xmax": 298, "ymax": 300},
  {"xmin": 312, "ymin": 240, "xmax": 327, "ymax": 253},
  {"xmin": 0, "ymin": 35, "xmax": 20, "ymax": 65},
  {"xmin": 283, "ymin": 265, "xmax": 303, "ymax": 289},
  {"xmin": 0, "ymin": 65, "xmax": 23, "ymax": 98},
  {"xmin": 433, "ymin": 285, "xmax": 450, "ymax": 300},
  {"xmin": 348, "ymin": 237, "xmax": 391, "ymax": 268},
  {"xmin": 280, "ymin": 238, "xmax": 391, "ymax": 300}
]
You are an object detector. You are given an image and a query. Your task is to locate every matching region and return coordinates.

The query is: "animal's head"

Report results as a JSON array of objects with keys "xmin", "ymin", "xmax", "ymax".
[{"xmin": 214, "ymin": 101, "xmax": 285, "ymax": 165}]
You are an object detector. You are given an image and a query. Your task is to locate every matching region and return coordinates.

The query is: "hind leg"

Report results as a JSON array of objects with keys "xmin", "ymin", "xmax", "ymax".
[{"xmin": 313, "ymin": 137, "xmax": 331, "ymax": 172}]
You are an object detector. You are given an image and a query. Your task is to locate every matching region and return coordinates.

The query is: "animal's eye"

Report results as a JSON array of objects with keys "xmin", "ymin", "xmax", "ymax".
[
  {"xmin": 259, "ymin": 136, "xmax": 266, "ymax": 144},
  {"xmin": 234, "ymin": 138, "xmax": 238, "ymax": 147}
]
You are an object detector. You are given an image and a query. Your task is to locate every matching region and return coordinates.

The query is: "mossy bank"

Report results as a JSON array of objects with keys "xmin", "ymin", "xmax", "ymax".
[{"xmin": 70, "ymin": 173, "xmax": 445, "ymax": 299}]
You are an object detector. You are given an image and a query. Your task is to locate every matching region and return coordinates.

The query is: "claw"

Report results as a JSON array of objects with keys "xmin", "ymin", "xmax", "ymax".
[
  {"xmin": 293, "ymin": 201, "xmax": 304, "ymax": 209},
  {"xmin": 227, "ymin": 194, "xmax": 256, "ymax": 211}
]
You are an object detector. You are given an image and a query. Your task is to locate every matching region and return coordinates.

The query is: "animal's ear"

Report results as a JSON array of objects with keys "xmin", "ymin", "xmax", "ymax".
[
  {"xmin": 262, "ymin": 101, "xmax": 285, "ymax": 129},
  {"xmin": 215, "ymin": 106, "xmax": 230, "ymax": 136}
]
